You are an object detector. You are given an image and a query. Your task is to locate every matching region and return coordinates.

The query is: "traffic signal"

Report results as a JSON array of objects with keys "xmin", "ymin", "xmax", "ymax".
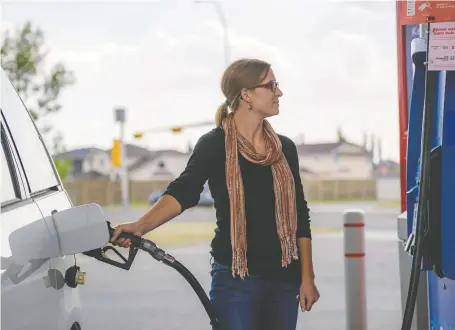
[
  {"xmin": 111, "ymin": 139, "xmax": 121, "ymax": 167},
  {"xmin": 132, "ymin": 125, "xmax": 189, "ymax": 138},
  {"xmin": 171, "ymin": 127, "xmax": 183, "ymax": 133}
]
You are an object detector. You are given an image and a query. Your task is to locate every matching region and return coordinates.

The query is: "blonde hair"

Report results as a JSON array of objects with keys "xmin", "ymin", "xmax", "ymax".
[{"xmin": 215, "ymin": 58, "xmax": 271, "ymax": 127}]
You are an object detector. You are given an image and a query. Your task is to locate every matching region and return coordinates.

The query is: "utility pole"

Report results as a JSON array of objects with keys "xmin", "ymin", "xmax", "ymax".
[
  {"xmin": 194, "ymin": 0, "xmax": 230, "ymax": 67},
  {"xmin": 114, "ymin": 107, "xmax": 129, "ymax": 208}
]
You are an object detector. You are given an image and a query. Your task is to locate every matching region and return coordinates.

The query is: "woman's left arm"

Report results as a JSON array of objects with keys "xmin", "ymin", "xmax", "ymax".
[
  {"xmin": 298, "ymin": 237, "xmax": 315, "ymax": 281},
  {"xmin": 297, "ymin": 237, "xmax": 319, "ymax": 312},
  {"xmin": 284, "ymin": 136, "xmax": 320, "ymax": 311}
]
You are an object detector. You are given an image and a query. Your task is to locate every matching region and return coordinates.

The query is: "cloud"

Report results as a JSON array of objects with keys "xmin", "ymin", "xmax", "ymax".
[
  {"xmin": 262, "ymin": 1, "xmax": 399, "ymax": 157},
  {"xmin": 45, "ymin": 18, "xmax": 294, "ymax": 99},
  {"xmin": 195, "ymin": 20, "xmax": 293, "ymax": 70},
  {"xmin": 0, "ymin": 20, "xmax": 16, "ymax": 34},
  {"xmin": 1, "ymin": 0, "xmax": 401, "ymax": 160},
  {"xmin": 22, "ymin": 16, "xmax": 295, "ymax": 151}
]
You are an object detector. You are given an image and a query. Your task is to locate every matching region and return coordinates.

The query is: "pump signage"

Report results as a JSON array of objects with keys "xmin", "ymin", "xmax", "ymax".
[
  {"xmin": 399, "ymin": 1, "xmax": 455, "ymax": 25},
  {"xmin": 428, "ymin": 21, "xmax": 455, "ymax": 71}
]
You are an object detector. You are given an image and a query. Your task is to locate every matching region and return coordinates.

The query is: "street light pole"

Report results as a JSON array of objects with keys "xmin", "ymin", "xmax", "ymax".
[{"xmin": 194, "ymin": 0, "xmax": 230, "ymax": 67}]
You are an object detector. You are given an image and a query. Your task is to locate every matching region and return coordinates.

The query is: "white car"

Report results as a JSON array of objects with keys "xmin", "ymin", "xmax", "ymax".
[{"xmin": 1, "ymin": 67, "xmax": 84, "ymax": 330}]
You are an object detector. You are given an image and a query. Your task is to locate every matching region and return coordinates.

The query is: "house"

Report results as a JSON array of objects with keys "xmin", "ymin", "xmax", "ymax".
[
  {"xmin": 374, "ymin": 159, "xmax": 400, "ymax": 178},
  {"xmin": 295, "ymin": 138, "xmax": 375, "ymax": 180},
  {"xmin": 299, "ymin": 166, "xmax": 319, "ymax": 180},
  {"xmin": 126, "ymin": 137, "xmax": 375, "ymax": 182},
  {"xmin": 374, "ymin": 159, "xmax": 401, "ymax": 200},
  {"xmin": 57, "ymin": 130, "xmax": 379, "ymax": 183},
  {"xmin": 53, "ymin": 144, "xmax": 156, "ymax": 181},
  {"xmin": 109, "ymin": 144, "xmax": 160, "ymax": 181},
  {"xmin": 128, "ymin": 149, "xmax": 191, "ymax": 182},
  {"xmin": 53, "ymin": 147, "xmax": 111, "ymax": 179}
]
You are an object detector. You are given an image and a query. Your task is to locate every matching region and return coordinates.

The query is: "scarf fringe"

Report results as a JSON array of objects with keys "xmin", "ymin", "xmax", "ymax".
[
  {"xmin": 280, "ymin": 235, "xmax": 299, "ymax": 267},
  {"xmin": 232, "ymin": 248, "xmax": 249, "ymax": 279}
]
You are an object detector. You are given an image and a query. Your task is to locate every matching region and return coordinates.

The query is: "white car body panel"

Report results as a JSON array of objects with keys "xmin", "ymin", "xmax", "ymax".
[{"xmin": 1, "ymin": 67, "xmax": 83, "ymax": 330}]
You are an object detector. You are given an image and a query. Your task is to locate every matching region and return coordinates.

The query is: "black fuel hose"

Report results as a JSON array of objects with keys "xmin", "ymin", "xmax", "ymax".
[
  {"xmin": 108, "ymin": 222, "xmax": 220, "ymax": 329},
  {"xmin": 401, "ymin": 22, "xmax": 434, "ymax": 330},
  {"xmin": 159, "ymin": 256, "xmax": 220, "ymax": 329}
]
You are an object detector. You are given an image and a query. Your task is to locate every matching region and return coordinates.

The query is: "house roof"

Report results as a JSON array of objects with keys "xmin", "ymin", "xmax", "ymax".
[
  {"xmin": 53, "ymin": 147, "xmax": 106, "ymax": 160},
  {"xmin": 54, "ymin": 144, "xmax": 154, "ymax": 160},
  {"xmin": 296, "ymin": 142, "xmax": 342, "ymax": 154},
  {"xmin": 299, "ymin": 166, "xmax": 318, "ymax": 175},
  {"xmin": 296, "ymin": 140, "xmax": 370, "ymax": 156},
  {"xmin": 128, "ymin": 149, "xmax": 189, "ymax": 172},
  {"xmin": 121, "ymin": 144, "xmax": 154, "ymax": 158}
]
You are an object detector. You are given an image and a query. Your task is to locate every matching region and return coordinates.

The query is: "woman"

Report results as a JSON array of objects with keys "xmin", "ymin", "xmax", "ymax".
[{"xmin": 111, "ymin": 58, "xmax": 320, "ymax": 330}]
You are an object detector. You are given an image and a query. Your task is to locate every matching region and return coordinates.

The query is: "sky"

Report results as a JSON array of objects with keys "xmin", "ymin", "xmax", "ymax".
[{"xmin": 1, "ymin": 0, "xmax": 400, "ymax": 161}]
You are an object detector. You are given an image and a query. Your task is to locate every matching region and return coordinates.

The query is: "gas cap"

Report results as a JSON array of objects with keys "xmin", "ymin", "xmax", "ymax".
[{"xmin": 65, "ymin": 265, "xmax": 86, "ymax": 288}]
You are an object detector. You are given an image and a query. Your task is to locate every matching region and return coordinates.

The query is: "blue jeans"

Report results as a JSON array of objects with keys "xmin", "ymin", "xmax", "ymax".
[{"xmin": 209, "ymin": 261, "xmax": 301, "ymax": 330}]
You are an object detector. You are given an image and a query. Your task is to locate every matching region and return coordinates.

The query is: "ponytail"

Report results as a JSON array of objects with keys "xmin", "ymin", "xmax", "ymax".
[{"xmin": 215, "ymin": 102, "xmax": 229, "ymax": 127}]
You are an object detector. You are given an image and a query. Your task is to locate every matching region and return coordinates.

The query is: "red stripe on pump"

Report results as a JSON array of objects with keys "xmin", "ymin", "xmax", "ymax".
[
  {"xmin": 344, "ymin": 223, "xmax": 365, "ymax": 228},
  {"xmin": 345, "ymin": 253, "xmax": 365, "ymax": 258}
]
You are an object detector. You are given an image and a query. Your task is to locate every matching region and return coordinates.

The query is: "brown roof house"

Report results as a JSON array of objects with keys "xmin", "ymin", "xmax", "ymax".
[{"xmin": 295, "ymin": 130, "xmax": 375, "ymax": 180}]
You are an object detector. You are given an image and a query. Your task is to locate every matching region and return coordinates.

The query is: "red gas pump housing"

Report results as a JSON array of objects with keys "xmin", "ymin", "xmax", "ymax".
[{"xmin": 395, "ymin": 0, "xmax": 455, "ymax": 212}]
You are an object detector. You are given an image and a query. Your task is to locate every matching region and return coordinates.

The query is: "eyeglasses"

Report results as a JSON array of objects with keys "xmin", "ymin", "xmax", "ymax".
[{"xmin": 250, "ymin": 80, "xmax": 279, "ymax": 92}]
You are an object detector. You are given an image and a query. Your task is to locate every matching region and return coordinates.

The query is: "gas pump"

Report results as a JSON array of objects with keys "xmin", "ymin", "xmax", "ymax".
[{"xmin": 395, "ymin": 2, "xmax": 455, "ymax": 329}]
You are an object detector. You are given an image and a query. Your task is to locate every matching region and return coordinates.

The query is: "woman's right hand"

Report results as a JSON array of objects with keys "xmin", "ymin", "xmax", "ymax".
[
  {"xmin": 110, "ymin": 222, "xmax": 144, "ymax": 248},
  {"xmin": 109, "ymin": 195, "xmax": 181, "ymax": 248}
]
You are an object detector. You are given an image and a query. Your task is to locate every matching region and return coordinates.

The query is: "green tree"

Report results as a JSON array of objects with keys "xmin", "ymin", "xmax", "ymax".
[
  {"xmin": 337, "ymin": 127, "xmax": 345, "ymax": 142},
  {"xmin": 1, "ymin": 21, "xmax": 75, "ymax": 135},
  {"xmin": 52, "ymin": 132, "xmax": 73, "ymax": 180},
  {"xmin": 53, "ymin": 158, "xmax": 73, "ymax": 180},
  {"xmin": 1, "ymin": 21, "xmax": 75, "ymax": 179}
]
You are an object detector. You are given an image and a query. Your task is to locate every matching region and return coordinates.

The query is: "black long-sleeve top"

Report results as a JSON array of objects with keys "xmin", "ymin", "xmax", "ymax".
[{"xmin": 163, "ymin": 127, "xmax": 312, "ymax": 280}]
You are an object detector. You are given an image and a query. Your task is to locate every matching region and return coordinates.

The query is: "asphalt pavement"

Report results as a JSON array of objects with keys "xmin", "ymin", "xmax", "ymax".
[
  {"xmin": 104, "ymin": 201, "xmax": 401, "ymax": 233},
  {"xmin": 77, "ymin": 202, "xmax": 404, "ymax": 330}
]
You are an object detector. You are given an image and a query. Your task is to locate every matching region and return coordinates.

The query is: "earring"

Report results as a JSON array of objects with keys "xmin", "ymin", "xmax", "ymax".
[{"xmin": 248, "ymin": 103, "xmax": 252, "ymax": 110}]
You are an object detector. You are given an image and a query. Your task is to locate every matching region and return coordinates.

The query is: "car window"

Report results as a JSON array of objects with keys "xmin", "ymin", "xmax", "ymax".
[
  {"xmin": 0, "ymin": 69, "xmax": 59, "ymax": 193},
  {"xmin": 1, "ymin": 132, "xmax": 20, "ymax": 204}
]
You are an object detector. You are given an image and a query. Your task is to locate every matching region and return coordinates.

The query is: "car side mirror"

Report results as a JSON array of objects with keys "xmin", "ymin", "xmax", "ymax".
[{"xmin": 9, "ymin": 203, "xmax": 110, "ymax": 264}]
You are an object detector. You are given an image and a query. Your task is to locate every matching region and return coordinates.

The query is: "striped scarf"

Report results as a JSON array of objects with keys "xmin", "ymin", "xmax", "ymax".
[{"xmin": 222, "ymin": 112, "xmax": 299, "ymax": 279}]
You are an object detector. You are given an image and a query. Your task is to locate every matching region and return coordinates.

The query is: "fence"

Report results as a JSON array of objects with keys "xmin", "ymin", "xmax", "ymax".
[{"xmin": 63, "ymin": 179, "xmax": 378, "ymax": 207}]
